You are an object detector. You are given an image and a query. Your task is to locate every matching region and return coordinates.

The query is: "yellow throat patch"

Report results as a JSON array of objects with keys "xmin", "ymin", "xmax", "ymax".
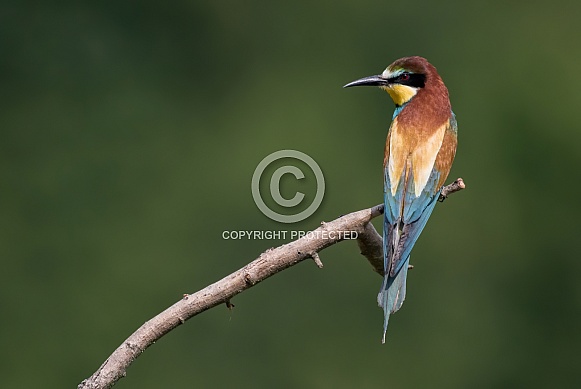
[{"xmin": 384, "ymin": 84, "xmax": 418, "ymax": 106}]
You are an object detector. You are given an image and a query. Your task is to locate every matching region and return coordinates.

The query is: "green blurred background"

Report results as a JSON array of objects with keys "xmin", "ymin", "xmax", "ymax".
[{"xmin": 2, "ymin": 1, "xmax": 580, "ymax": 388}]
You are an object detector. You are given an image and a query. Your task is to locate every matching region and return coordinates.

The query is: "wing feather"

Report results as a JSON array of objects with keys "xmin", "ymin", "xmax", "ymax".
[{"xmin": 383, "ymin": 118, "xmax": 455, "ymax": 277}]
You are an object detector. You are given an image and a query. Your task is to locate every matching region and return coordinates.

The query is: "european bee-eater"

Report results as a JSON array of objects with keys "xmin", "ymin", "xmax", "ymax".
[{"xmin": 344, "ymin": 56, "xmax": 457, "ymax": 343}]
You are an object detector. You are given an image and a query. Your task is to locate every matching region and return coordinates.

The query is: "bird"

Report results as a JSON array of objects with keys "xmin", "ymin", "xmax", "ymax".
[{"xmin": 344, "ymin": 56, "xmax": 457, "ymax": 343}]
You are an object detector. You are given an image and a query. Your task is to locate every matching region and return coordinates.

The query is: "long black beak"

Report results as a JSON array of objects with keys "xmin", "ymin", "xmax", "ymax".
[{"xmin": 343, "ymin": 75, "xmax": 389, "ymax": 88}]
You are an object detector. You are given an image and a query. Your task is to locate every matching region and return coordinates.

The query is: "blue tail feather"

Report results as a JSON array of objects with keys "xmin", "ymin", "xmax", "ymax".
[{"xmin": 377, "ymin": 257, "xmax": 410, "ymax": 343}]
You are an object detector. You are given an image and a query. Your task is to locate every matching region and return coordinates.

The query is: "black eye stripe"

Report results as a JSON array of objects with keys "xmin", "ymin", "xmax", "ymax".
[{"xmin": 391, "ymin": 72, "xmax": 426, "ymax": 88}]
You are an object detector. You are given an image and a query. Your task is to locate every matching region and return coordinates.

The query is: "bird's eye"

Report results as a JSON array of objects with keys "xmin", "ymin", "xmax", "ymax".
[{"xmin": 400, "ymin": 73, "xmax": 410, "ymax": 81}]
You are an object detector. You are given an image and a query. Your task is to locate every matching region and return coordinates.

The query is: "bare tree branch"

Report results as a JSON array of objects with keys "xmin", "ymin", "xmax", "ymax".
[{"xmin": 78, "ymin": 179, "xmax": 465, "ymax": 389}]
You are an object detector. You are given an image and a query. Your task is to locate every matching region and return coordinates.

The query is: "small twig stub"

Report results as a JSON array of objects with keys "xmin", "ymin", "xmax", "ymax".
[
  {"xmin": 439, "ymin": 178, "xmax": 465, "ymax": 202},
  {"xmin": 311, "ymin": 252, "xmax": 324, "ymax": 268}
]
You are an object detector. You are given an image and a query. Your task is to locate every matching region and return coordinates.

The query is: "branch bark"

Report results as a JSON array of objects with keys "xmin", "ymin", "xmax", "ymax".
[{"xmin": 78, "ymin": 179, "xmax": 465, "ymax": 389}]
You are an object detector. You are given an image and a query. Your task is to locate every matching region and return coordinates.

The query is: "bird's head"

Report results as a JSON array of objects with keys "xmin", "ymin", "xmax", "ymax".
[{"xmin": 344, "ymin": 56, "xmax": 436, "ymax": 107}]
